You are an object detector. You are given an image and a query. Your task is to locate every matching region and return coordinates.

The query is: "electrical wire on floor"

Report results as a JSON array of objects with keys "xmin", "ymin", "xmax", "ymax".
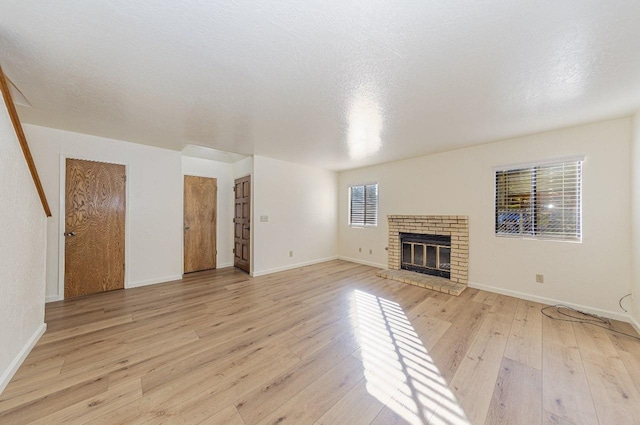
[
  {"xmin": 619, "ymin": 293, "xmax": 632, "ymax": 313},
  {"xmin": 541, "ymin": 294, "xmax": 640, "ymax": 341}
]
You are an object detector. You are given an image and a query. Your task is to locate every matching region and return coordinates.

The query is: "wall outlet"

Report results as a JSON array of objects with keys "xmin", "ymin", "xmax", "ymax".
[
  {"xmin": 289, "ymin": 250, "xmax": 293, "ymax": 257},
  {"xmin": 358, "ymin": 247, "xmax": 362, "ymax": 252},
  {"xmin": 369, "ymin": 249, "xmax": 373, "ymax": 254},
  {"xmin": 260, "ymin": 215, "xmax": 269, "ymax": 222},
  {"xmin": 536, "ymin": 274, "xmax": 544, "ymax": 284}
]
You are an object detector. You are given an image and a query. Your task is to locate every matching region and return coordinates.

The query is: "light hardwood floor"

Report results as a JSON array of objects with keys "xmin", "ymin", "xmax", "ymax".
[{"xmin": 1, "ymin": 260, "xmax": 640, "ymax": 424}]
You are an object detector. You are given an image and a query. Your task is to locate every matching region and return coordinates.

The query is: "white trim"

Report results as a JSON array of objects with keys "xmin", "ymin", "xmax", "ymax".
[
  {"xmin": 630, "ymin": 315, "xmax": 640, "ymax": 335},
  {"xmin": 338, "ymin": 256, "xmax": 386, "ymax": 269},
  {"xmin": 218, "ymin": 262, "xmax": 234, "ymax": 268},
  {"xmin": 346, "ymin": 181, "xmax": 379, "ymax": 188},
  {"xmin": 494, "ymin": 234, "xmax": 581, "ymax": 243},
  {"xmin": 468, "ymin": 281, "xmax": 631, "ymax": 323},
  {"xmin": 127, "ymin": 274, "xmax": 183, "ymax": 289},
  {"xmin": 58, "ymin": 155, "xmax": 131, "ymax": 300},
  {"xmin": 57, "ymin": 155, "xmax": 64, "ymax": 300},
  {"xmin": 493, "ymin": 154, "xmax": 586, "ymax": 172},
  {"xmin": 0, "ymin": 323, "xmax": 46, "ymax": 395},
  {"xmin": 251, "ymin": 256, "xmax": 338, "ymax": 277},
  {"xmin": 46, "ymin": 295, "xmax": 63, "ymax": 303}
]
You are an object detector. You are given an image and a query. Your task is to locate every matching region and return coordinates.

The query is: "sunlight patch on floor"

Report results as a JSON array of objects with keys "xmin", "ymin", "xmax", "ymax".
[{"xmin": 352, "ymin": 290, "xmax": 470, "ymax": 425}]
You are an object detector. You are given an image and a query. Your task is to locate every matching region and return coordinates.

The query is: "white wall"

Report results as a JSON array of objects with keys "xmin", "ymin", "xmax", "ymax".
[
  {"xmin": 339, "ymin": 118, "xmax": 632, "ymax": 319},
  {"xmin": 0, "ymin": 98, "xmax": 47, "ymax": 393},
  {"xmin": 182, "ymin": 156, "xmax": 234, "ymax": 268},
  {"xmin": 26, "ymin": 124, "xmax": 183, "ymax": 301},
  {"xmin": 233, "ymin": 157, "xmax": 254, "ymax": 180},
  {"xmin": 631, "ymin": 111, "xmax": 640, "ymax": 328},
  {"xmin": 253, "ymin": 156, "xmax": 338, "ymax": 276}
]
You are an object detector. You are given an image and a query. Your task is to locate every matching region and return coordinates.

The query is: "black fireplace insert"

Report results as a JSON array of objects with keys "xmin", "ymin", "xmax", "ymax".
[{"xmin": 400, "ymin": 232, "xmax": 451, "ymax": 278}]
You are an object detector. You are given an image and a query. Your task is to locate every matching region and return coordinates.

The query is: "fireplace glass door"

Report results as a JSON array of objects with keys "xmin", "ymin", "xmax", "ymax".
[{"xmin": 400, "ymin": 233, "xmax": 451, "ymax": 278}]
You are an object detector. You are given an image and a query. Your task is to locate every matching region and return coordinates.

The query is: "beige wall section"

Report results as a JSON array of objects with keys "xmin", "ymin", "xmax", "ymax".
[
  {"xmin": 26, "ymin": 124, "xmax": 183, "ymax": 302},
  {"xmin": 339, "ymin": 117, "xmax": 632, "ymax": 318},
  {"xmin": 233, "ymin": 156, "xmax": 253, "ymax": 180},
  {"xmin": 631, "ymin": 111, "xmax": 640, "ymax": 327},
  {"xmin": 0, "ymin": 95, "xmax": 47, "ymax": 393},
  {"xmin": 253, "ymin": 155, "xmax": 338, "ymax": 276},
  {"xmin": 182, "ymin": 156, "xmax": 235, "ymax": 268}
]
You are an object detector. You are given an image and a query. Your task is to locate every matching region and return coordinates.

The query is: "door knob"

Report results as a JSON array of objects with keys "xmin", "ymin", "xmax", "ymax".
[
  {"xmin": 64, "ymin": 231, "xmax": 75, "ymax": 237},
  {"xmin": 184, "ymin": 226, "xmax": 190, "ymax": 230}
]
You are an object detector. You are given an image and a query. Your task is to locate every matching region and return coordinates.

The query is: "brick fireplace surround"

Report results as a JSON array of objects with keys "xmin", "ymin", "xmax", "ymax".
[{"xmin": 379, "ymin": 215, "xmax": 469, "ymax": 295}]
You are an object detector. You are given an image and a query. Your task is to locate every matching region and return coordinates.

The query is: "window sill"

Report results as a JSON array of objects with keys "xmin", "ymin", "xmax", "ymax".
[{"xmin": 495, "ymin": 234, "xmax": 581, "ymax": 243}]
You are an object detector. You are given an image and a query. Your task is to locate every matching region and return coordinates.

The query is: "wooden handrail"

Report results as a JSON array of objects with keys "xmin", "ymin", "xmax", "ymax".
[{"xmin": 0, "ymin": 65, "xmax": 51, "ymax": 217}]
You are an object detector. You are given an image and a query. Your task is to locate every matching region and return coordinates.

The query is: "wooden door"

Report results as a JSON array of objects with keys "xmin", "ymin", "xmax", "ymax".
[
  {"xmin": 234, "ymin": 175, "xmax": 251, "ymax": 273},
  {"xmin": 184, "ymin": 176, "xmax": 217, "ymax": 273},
  {"xmin": 65, "ymin": 159, "xmax": 125, "ymax": 298}
]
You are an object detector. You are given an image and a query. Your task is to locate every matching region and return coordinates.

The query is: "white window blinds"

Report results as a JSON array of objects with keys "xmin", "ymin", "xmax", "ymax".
[
  {"xmin": 495, "ymin": 160, "xmax": 582, "ymax": 240},
  {"xmin": 349, "ymin": 183, "xmax": 378, "ymax": 227}
]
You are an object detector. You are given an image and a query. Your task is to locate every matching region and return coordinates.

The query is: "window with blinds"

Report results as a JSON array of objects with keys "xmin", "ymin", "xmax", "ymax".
[
  {"xmin": 349, "ymin": 183, "xmax": 378, "ymax": 227},
  {"xmin": 495, "ymin": 159, "xmax": 582, "ymax": 240}
]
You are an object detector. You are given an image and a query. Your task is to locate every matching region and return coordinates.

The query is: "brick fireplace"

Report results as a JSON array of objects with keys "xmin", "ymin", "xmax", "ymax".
[{"xmin": 378, "ymin": 215, "xmax": 469, "ymax": 295}]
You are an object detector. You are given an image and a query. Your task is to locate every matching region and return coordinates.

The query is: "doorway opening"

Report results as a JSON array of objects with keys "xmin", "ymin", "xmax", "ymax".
[{"xmin": 234, "ymin": 175, "xmax": 251, "ymax": 273}]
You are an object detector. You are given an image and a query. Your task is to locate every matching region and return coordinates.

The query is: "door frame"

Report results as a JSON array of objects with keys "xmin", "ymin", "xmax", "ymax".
[{"xmin": 57, "ymin": 155, "xmax": 131, "ymax": 300}]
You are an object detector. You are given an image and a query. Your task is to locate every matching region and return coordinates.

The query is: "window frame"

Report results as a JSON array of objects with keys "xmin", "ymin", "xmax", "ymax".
[
  {"xmin": 348, "ymin": 182, "xmax": 379, "ymax": 228},
  {"xmin": 493, "ymin": 156, "xmax": 584, "ymax": 242}
]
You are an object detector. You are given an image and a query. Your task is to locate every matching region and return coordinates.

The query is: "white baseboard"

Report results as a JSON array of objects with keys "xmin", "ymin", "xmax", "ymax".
[
  {"xmin": 46, "ymin": 274, "xmax": 183, "ymax": 301},
  {"xmin": 0, "ymin": 323, "xmax": 46, "ymax": 395},
  {"xmin": 46, "ymin": 295, "xmax": 63, "ymax": 303},
  {"xmin": 630, "ymin": 315, "xmax": 640, "ymax": 335},
  {"xmin": 127, "ymin": 274, "xmax": 183, "ymax": 289},
  {"xmin": 218, "ymin": 262, "xmax": 234, "ymax": 269},
  {"xmin": 338, "ymin": 256, "xmax": 386, "ymax": 269},
  {"xmin": 468, "ymin": 281, "xmax": 631, "ymax": 323},
  {"xmin": 49, "ymin": 269, "xmax": 229, "ymax": 300},
  {"xmin": 251, "ymin": 256, "xmax": 339, "ymax": 277}
]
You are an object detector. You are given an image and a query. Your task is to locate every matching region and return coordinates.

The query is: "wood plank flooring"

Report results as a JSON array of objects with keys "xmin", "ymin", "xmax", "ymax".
[{"xmin": 1, "ymin": 260, "xmax": 639, "ymax": 425}]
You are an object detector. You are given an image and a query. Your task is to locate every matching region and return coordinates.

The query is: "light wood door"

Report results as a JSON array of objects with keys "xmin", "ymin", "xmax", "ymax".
[
  {"xmin": 64, "ymin": 158, "xmax": 125, "ymax": 298},
  {"xmin": 184, "ymin": 176, "xmax": 217, "ymax": 273},
  {"xmin": 234, "ymin": 175, "xmax": 251, "ymax": 273}
]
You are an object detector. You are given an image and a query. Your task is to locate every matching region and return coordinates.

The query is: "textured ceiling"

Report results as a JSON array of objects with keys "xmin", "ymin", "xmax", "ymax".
[{"xmin": 1, "ymin": 1, "xmax": 639, "ymax": 170}]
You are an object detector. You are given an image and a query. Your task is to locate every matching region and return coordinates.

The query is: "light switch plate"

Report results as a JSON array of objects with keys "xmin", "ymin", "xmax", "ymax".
[{"xmin": 260, "ymin": 215, "xmax": 269, "ymax": 222}]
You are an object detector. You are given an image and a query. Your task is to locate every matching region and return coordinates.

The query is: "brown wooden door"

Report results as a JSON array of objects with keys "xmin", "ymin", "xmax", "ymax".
[
  {"xmin": 184, "ymin": 176, "xmax": 217, "ymax": 273},
  {"xmin": 64, "ymin": 159, "xmax": 125, "ymax": 298},
  {"xmin": 234, "ymin": 175, "xmax": 251, "ymax": 273}
]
